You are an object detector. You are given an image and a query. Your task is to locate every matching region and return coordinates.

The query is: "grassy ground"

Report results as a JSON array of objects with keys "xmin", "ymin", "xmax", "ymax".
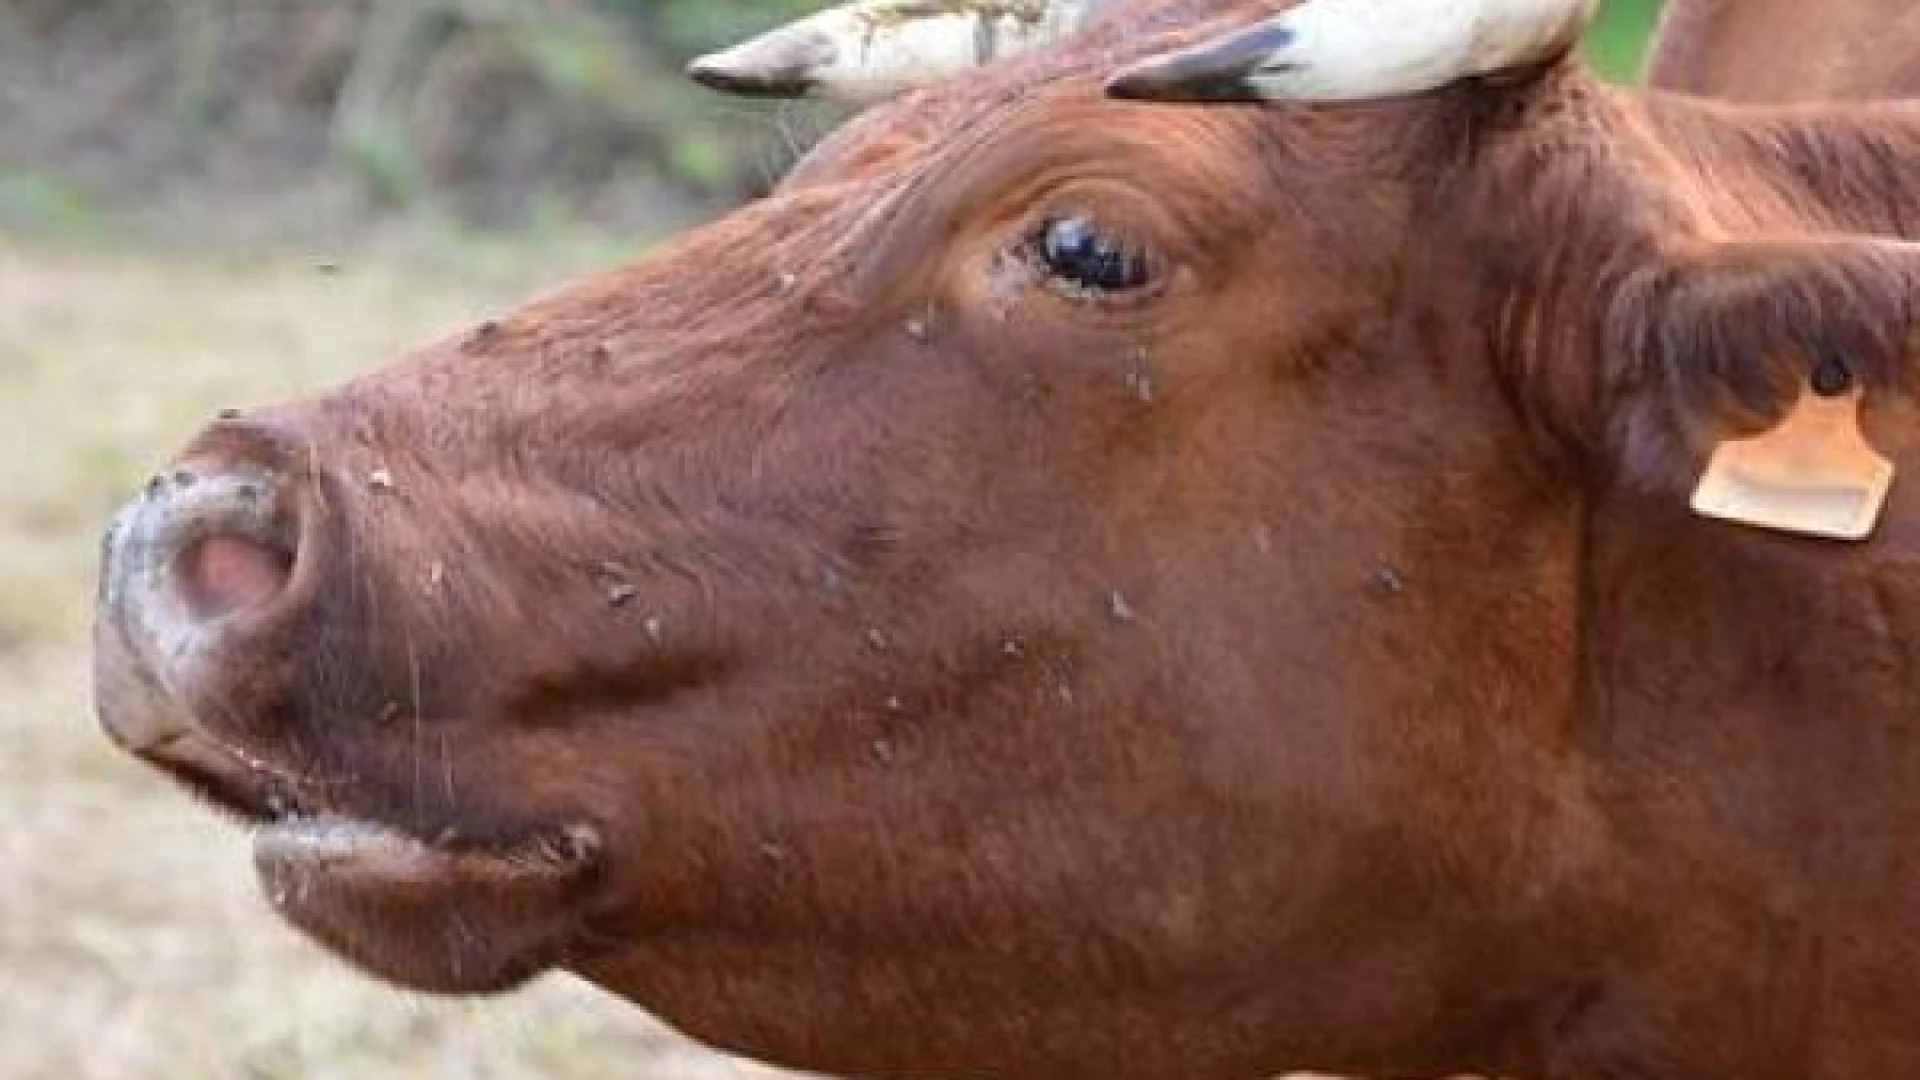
[{"xmin": 0, "ymin": 237, "xmax": 806, "ymax": 1080}]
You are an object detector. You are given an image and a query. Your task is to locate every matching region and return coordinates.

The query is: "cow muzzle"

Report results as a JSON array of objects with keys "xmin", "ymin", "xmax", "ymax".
[
  {"xmin": 94, "ymin": 415, "xmax": 309, "ymax": 763},
  {"xmin": 93, "ymin": 414, "xmax": 608, "ymax": 993}
]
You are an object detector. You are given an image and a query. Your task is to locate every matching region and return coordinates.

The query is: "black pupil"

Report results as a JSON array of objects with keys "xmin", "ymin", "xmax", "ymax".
[{"xmin": 1041, "ymin": 216, "xmax": 1150, "ymax": 292}]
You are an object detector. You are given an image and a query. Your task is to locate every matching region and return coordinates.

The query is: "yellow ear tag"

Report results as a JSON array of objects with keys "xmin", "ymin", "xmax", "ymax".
[{"xmin": 1691, "ymin": 385, "xmax": 1894, "ymax": 541}]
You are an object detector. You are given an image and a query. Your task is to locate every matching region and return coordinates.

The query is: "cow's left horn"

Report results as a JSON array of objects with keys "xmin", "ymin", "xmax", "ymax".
[
  {"xmin": 688, "ymin": 0, "xmax": 1099, "ymax": 106},
  {"xmin": 1106, "ymin": 0, "xmax": 1601, "ymax": 104}
]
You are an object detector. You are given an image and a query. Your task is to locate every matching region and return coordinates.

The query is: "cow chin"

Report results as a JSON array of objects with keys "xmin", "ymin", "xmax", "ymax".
[
  {"xmin": 110, "ymin": 707, "xmax": 606, "ymax": 995},
  {"xmin": 253, "ymin": 814, "xmax": 602, "ymax": 994},
  {"xmin": 122, "ymin": 718, "xmax": 604, "ymax": 995},
  {"xmin": 96, "ymin": 622, "xmax": 602, "ymax": 996}
]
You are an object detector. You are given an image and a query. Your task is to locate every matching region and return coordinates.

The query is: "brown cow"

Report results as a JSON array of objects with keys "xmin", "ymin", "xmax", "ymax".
[
  {"xmin": 1648, "ymin": 0, "xmax": 1920, "ymax": 99},
  {"xmin": 90, "ymin": 0, "xmax": 1920, "ymax": 1077}
]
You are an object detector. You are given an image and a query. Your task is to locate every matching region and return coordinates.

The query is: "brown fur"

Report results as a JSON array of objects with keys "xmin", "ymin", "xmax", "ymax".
[
  {"xmin": 1649, "ymin": 0, "xmax": 1920, "ymax": 100},
  {"xmin": 91, "ymin": 2, "xmax": 1920, "ymax": 1078}
]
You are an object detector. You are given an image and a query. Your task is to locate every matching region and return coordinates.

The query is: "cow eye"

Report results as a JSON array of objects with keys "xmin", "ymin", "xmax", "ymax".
[{"xmin": 1035, "ymin": 215, "xmax": 1154, "ymax": 294}]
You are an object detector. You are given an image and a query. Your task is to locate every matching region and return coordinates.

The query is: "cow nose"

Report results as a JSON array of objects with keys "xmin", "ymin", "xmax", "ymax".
[
  {"xmin": 96, "ymin": 416, "xmax": 307, "ymax": 752},
  {"xmin": 120, "ymin": 417, "xmax": 306, "ymax": 619},
  {"xmin": 158, "ymin": 472, "xmax": 296, "ymax": 620}
]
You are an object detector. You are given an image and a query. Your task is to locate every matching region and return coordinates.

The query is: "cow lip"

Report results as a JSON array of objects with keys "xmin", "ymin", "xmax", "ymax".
[
  {"xmin": 249, "ymin": 793, "xmax": 603, "ymax": 995},
  {"xmin": 142, "ymin": 728, "xmax": 597, "ymax": 875},
  {"xmin": 251, "ymin": 814, "xmax": 604, "ymax": 996},
  {"xmin": 253, "ymin": 814, "xmax": 602, "ymax": 888},
  {"xmin": 139, "ymin": 729, "xmax": 319, "ymax": 826}
]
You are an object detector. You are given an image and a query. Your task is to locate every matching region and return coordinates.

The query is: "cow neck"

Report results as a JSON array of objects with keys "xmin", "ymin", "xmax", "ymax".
[
  {"xmin": 1464, "ymin": 80, "xmax": 1920, "ymax": 1079},
  {"xmin": 1547, "ymin": 484, "xmax": 1920, "ymax": 1080}
]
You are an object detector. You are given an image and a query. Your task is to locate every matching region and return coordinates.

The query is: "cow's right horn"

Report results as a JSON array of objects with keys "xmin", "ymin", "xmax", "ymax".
[
  {"xmin": 688, "ymin": 0, "xmax": 1099, "ymax": 106},
  {"xmin": 1106, "ymin": 0, "xmax": 1601, "ymax": 104}
]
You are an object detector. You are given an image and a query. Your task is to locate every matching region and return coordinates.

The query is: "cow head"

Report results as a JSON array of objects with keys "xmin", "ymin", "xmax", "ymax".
[{"xmin": 93, "ymin": 0, "xmax": 1920, "ymax": 1077}]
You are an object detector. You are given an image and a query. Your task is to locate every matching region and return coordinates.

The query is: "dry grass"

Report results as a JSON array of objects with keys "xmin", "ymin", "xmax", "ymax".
[{"xmin": 0, "ymin": 238, "xmax": 805, "ymax": 1080}]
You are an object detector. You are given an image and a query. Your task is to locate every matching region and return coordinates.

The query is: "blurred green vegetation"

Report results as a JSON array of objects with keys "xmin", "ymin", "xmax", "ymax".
[
  {"xmin": 0, "ymin": 0, "xmax": 1668, "ymax": 244},
  {"xmin": 1588, "ymin": 0, "xmax": 1665, "ymax": 80},
  {"xmin": 0, "ymin": 0, "xmax": 857, "ymax": 242}
]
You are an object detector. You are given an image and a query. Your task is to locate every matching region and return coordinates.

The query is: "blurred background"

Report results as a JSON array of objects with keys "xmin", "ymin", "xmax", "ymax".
[{"xmin": 0, "ymin": 2, "xmax": 1663, "ymax": 1078}]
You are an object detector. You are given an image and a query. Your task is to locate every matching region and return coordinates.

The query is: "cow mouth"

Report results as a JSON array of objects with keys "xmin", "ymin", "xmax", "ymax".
[
  {"xmin": 139, "ymin": 727, "xmax": 605, "ymax": 993},
  {"xmin": 146, "ymin": 727, "xmax": 598, "ymax": 867}
]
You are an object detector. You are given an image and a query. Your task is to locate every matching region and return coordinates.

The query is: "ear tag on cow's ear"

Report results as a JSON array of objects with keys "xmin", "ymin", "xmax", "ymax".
[{"xmin": 1690, "ymin": 378, "xmax": 1894, "ymax": 542}]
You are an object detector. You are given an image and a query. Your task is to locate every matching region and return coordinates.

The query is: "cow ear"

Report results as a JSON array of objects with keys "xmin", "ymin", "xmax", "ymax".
[
  {"xmin": 1605, "ymin": 238, "xmax": 1916, "ymax": 539},
  {"xmin": 688, "ymin": 0, "xmax": 1099, "ymax": 106}
]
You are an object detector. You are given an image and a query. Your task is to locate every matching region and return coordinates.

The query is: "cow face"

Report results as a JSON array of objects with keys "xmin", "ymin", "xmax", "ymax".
[{"xmin": 93, "ymin": 1, "xmax": 1920, "ymax": 1078}]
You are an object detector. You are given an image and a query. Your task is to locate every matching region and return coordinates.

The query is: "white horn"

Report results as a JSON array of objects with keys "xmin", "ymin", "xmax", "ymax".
[
  {"xmin": 1107, "ymin": 0, "xmax": 1601, "ymax": 104},
  {"xmin": 689, "ymin": 0, "xmax": 1100, "ymax": 106}
]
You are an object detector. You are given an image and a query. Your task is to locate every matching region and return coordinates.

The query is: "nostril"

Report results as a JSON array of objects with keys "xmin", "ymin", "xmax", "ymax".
[
  {"xmin": 178, "ymin": 532, "xmax": 294, "ymax": 621},
  {"xmin": 106, "ymin": 411, "xmax": 314, "ymax": 635},
  {"xmin": 135, "ymin": 462, "xmax": 302, "ymax": 625}
]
